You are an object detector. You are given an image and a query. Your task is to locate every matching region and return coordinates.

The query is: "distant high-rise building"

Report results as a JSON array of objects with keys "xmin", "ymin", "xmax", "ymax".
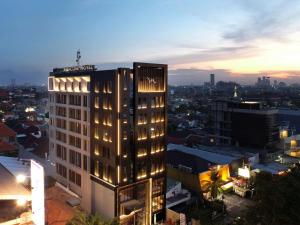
[
  {"xmin": 256, "ymin": 76, "xmax": 271, "ymax": 88},
  {"xmin": 210, "ymin": 100, "xmax": 279, "ymax": 148},
  {"xmin": 48, "ymin": 62, "xmax": 167, "ymax": 224},
  {"xmin": 274, "ymin": 80, "xmax": 278, "ymax": 88},
  {"xmin": 210, "ymin": 73, "xmax": 215, "ymax": 87}
]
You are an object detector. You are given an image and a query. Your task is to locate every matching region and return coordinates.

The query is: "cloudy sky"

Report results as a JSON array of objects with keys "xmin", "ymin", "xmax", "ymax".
[{"xmin": 1, "ymin": 0, "xmax": 300, "ymax": 85}]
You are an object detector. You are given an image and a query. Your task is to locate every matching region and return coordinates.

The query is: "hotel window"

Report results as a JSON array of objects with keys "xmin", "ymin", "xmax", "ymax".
[
  {"xmin": 102, "ymin": 146, "xmax": 110, "ymax": 159},
  {"xmin": 103, "ymin": 130, "xmax": 112, "ymax": 142},
  {"xmin": 69, "ymin": 169, "xmax": 81, "ymax": 186},
  {"xmin": 123, "ymin": 97, "xmax": 128, "ymax": 107},
  {"xmin": 138, "ymin": 113, "xmax": 147, "ymax": 125},
  {"xmin": 94, "ymin": 96, "xmax": 99, "ymax": 108},
  {"xmin": 69, "ymin": 95, "xmax": 81, "ymax": 106},
  {"xmin": 83, "ymin": 96, "xmax": 88, "ymax": 107},
  {"xmin": 69, "ymin": 108, "xmax": 81, "ymax": 120},
  {"xmin": 56, "ymin": 144, "xmax": 67, "ymax": 160},
  {"xmin": 56, "ymin": 131, "xmax": 67, "ymax": 143},
  {"xmin": 69, "ymin": 135, "xmax": 81, "ymax": 148},
  {"xmin": 103, "ymin": 80, "xmax": 112, "ymax": 93},
  {"xmin": 94, "ymin": 112, "xmax": 99, "ymax": 124},
  {"xmin": 123, "ymin": 131, "xmax": 128, "ymax": 140},
  {"xmin": 94, "ymin": 143, "xmax": 100, "ymax": 156},
  {"xmin": 69, "ymin": 121, "xmax": 81, "ymax": 134},
  {"xmin": 56, "ymin": 93, "xmax": 67, "ymax": 104},
  {"xmin": 83, "ymin": 155, "xmax": 88, "ymax": 171},
  {"xmin": 94, "ymin": 126, "xmax": 100, "ymax": 139},
  {"xmin": 56, "ymin": 163, "xmax": 67, "ymax": 178},
  {"xmin": 84, "ymin": 110, "xmax": 87, "ymax": 121},
  {"xmin": 56, "ymin": 106, "xmax": 66, "ymax": 117},
  {"xmin": 137, "ymin": 127, "xmax": 147, "ymax": 140},
  {"xmin": 69, "ymin": 150, "xmax": 81, "ymax": 168},
  {"xmin": 137, "ymin": 147, "xmax": 147, "ymax": 157},
  {"xmin": 138, "ymin": 97, "xmax": 147, "ymax": 109},
  {"xmin": 151, "ymin": 159, "xmax": 164, "ymax": 175},
  {"xmin": 95, "ymin": 82, "xmax": 100, "ymax": 93},
  {"xmin": 94, "ymin": 160, "xmax": 99, "ymax": 177},
  {"xmin": 137, "ymin": 161, "xmax": 147, "ymax": 179},
  {"xmin": 83, "ymin": 124, "xmax": 88, "ymax": 136},
  {"xmin": 151, "ymin": 142, "xmax": 164, "ymax": 154},
  {"xmin": 83, "ymin": 140, "xmax": 87, "ymax": 151},
  {"xmin": 56, "ymin": 118, "xmax": 67, "ymax": 129},
  {"xmin": 103, "ymin": 113, "xmax": 112, "ymax": 126},
  {"xmin": 103, "ymin": 96, "xmax": 112, "ymax": 110}
]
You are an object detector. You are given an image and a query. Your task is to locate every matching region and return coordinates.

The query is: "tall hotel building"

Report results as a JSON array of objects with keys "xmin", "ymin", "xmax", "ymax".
[{"xmin": 48, "ymin": 62, "xmax": 167, "ymax": 224}]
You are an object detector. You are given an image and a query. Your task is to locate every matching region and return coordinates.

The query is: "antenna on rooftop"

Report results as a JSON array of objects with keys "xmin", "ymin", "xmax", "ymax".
[{"xmin": 76, "ymin": 49, "xmax": 81, "ymax": 66}]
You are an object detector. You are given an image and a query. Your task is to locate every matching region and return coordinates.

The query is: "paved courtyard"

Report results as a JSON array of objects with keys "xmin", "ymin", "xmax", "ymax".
[{"xmin": 223, "ymin": 193, "xmax": 254, "ymax": 218}]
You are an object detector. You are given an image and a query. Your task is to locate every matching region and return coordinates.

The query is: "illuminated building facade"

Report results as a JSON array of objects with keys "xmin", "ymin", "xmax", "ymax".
[{"xmin": 48, "ymin": 62, "xmax": 167, "ymax": 224}]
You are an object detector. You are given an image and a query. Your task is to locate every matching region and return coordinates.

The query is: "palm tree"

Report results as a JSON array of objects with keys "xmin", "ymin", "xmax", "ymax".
[
  {"xmin": 201, "ymin": 169, "xmax": 222, "ymax": 200},
  {"xmin": 67, "ymin": 211, "xmax": 119, "ymax": 225}
]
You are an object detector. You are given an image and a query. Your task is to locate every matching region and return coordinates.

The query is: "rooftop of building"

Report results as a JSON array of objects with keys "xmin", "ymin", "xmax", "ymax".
[
  {"xmin": 0, "ymin": 140, "xmax": 16, "ymax": 153},
  {"xmin": 167, "ymin": 144, "xmax": 255, "ymax": 165},
  {"xmin": 0, "ymin": 122, "xmax": 16, "ymax": 137}
]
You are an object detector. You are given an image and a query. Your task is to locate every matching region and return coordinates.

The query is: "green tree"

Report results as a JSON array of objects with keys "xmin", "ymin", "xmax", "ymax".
[
  {"xmin": 243, "ymin": 166, "xmax": 300, "ymax": 225},
  {"xmin": 67, "ymin": 211, "xmax": 119, "ymax": 225}
]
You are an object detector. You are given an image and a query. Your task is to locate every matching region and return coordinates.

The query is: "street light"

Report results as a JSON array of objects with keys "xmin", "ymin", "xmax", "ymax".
[
  {"xmin": 16, "ymin": 174, "xmax": 27, "ymax": 183},
  {"xmin": 16, "ymin": 197, "xmax": 27, "ymax": 206}
]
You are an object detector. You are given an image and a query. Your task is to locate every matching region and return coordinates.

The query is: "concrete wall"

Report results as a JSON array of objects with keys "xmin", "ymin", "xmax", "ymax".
[{"xmin": 91, "ymin": 181, "xmax": 115, "ymax": 219}]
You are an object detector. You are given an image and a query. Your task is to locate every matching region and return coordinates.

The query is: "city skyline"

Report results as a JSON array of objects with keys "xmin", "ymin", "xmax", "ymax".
[{"xmin": 2, "ymin": 0, "xmax": 300, "ymax": 85}]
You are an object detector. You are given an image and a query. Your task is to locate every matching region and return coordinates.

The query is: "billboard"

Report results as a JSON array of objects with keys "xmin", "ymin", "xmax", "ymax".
[
  {"xmin": 238, "ymin": 167, "xmax": 250, "ymax": 178},
  {"xmin": 31, "ymin": 160, "xmax": 45, "ymax": 225}
]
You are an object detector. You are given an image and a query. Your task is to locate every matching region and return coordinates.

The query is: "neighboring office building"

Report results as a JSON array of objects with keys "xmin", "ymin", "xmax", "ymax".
[
  {"xmin": 210, "ymin": 100, "xmax": 279, "ymax": 148},
  {"xmin": 48, "ymin": 62, "xmax": 167, "ymax": 225}
]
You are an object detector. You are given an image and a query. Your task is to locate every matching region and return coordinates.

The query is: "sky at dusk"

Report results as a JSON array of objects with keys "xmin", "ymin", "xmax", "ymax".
[{"xmin": 1, "ymin": 0, "xmax": 300, "ymax": 85}]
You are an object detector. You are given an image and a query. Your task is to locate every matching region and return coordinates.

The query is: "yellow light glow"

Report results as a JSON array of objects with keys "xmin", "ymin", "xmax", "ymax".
[
  {"xmin": 16, "ymin": 198, "xmax": 27, "ymax": 206},
  {"xmin": 171, "ymin": 36, "xmax": 300, "ymax": 76},
  {"xmin": 117, "ymin": 165, "xmax": 120, "ymax": 184},
  {"xmin": 16, "ymin": 174, "xmax": 26, "ymax": 183},
  {"xmin": 117, "ymin": 73, "xmax": 120, "ymax": 156},
  {"xmin": 280, "ymin": 130, "xmax": 288, "ymax": 139},
  {"xmin": 291, "ymin": 139, "xmax": 297, "ymax": 148}
]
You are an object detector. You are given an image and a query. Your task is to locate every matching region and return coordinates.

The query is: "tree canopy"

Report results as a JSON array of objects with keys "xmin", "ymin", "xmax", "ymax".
[{"xmin": 243, "ymin": 165, "xmax": 300, "ymax": 225}]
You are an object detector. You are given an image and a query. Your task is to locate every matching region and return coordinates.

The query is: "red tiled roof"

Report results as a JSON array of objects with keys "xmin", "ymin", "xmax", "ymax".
[
  {"xmin": 0, "ymin": 140, "xmax": 16, "ymax": 152},
  {"xmin": 0, "ymin": 123, "xmax": 16, "ymax": 137}
]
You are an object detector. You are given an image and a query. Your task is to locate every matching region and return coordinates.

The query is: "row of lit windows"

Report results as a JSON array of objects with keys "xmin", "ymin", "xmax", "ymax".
[
  {"xmin": 94, "ymin": 80, "xmax": 113, "ymax": 94},
  {"xmin": 136, "ymin": 162, "xmax": 164, "ymax": 180},
  {"xmin": 49, "ymin": 77, "xmax": 90, "ymax": 93},
  {"xmin": 94, "ymin": 143, "xmax": 111, "ymax": 159},
  {"xmin": 94, "ymin": 127, "xmax": 112, "ymax": 143},
  {"xmin": 136, "ymin": 127, "xmax": 165, "ymax": 141},
  {"xmin": 94, "ymin": 160, "xmax": 113, "ymax": 183},
  {"xmin": 55, "ymin": 107, "xmax": 88, "ymax": 122},
  {"xmin": 54, "ymin": 94, "xmax": 88, "ymax": 107},
  {"xmin": 151, "ymin": 96, "xmax": 164, "ymax": 108}
]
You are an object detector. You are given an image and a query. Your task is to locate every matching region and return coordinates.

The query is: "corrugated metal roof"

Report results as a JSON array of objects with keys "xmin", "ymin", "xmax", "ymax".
[{"xmin": 167, "ymin": 144, "xmax": 241, "ymax": 165}]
